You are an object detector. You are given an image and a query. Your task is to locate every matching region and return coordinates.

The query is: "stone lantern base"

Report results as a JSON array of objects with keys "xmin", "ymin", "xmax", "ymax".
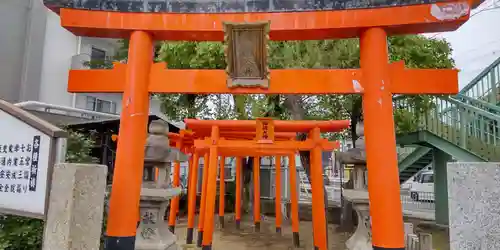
[{"xmin": 136, "ymin": 187, "xmax": 182, "ymax": 250}]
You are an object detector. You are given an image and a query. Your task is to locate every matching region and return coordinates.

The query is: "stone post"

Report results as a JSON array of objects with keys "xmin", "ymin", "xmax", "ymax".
[
  {"xmin": 42, "ymin": 163, "xmax": 108, "ymax": 250},
  {"xmin": 136, "ymin": 120, "xmax": 185, "ymax": 250}
]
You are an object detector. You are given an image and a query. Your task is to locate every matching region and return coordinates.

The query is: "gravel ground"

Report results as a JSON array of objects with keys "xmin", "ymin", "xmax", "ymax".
[{"xmin": 174, "ymin": 214, "xmax": 351, "ymax": 250}]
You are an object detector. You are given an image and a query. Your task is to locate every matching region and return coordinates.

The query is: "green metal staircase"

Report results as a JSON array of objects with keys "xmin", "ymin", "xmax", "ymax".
[
  {"xmin": 397, "ymin": 146, "xmax": 433, "ymax": 183},
  {"xmin": 396, "ymin": 57, "xmax": 500, "ymax": 183},
  {"xmin": 396, "ymin": 96, "xmax": 500, "ymax": 183}
]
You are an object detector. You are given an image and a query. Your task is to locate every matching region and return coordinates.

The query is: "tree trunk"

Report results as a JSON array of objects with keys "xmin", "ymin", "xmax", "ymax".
[
  {"xmin": 284, "ymin": 95, "xmax": 329, "ymax": 242},
  {"xmin": 232, "ymin": 95, "xmax": 252, "ymax": 214},
  {"xmin": 350, "ymin": 96, "xmax": 363, "ymax": 148},
  {"xmin": 186, "ymin": 94, "xmax": 198, "ymax": 119}
]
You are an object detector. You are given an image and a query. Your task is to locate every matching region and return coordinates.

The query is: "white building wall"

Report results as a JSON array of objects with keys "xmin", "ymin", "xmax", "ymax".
[
  {"xmin": 7, "ymin": 5, "xmax": 162, "ymax": 118},
  {"xmin": 38, "ymin": 10, "xmax": 77, "ymax": 107}
]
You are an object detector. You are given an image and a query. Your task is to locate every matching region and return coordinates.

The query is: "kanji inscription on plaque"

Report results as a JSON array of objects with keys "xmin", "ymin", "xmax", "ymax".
[
  {"xmin": 223, "ymin": 21, "xmax": 270, "ymax": 88},
  {"xmin": 256, "ymin": 118, "xmax": 275, "ymax": 144}
]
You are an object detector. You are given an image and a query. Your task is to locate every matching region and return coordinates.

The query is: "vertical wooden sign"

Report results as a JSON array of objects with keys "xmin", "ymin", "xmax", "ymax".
[{"xmin": 256, "ymin": 118, "xmax": 274, "ymax": 144}]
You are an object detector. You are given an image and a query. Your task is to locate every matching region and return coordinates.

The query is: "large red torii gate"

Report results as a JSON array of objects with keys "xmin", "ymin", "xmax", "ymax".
[{"xmin": 44, "ymin": 1, "xmax": 474, "ymax": 249}]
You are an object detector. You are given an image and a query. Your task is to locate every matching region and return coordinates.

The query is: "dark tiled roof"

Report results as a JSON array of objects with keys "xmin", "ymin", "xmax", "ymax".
[{"xmin": 44, "ymin": 0, "xmax": 452, "ymax": 14}]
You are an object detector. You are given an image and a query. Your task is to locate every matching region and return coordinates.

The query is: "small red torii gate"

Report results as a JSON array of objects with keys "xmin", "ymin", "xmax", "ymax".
[
  {"xmin": 164, "ymin": 118, "xmax": 347, "ymax": 248},
  {"xmin": 184, "ymin": 118, "xmax": 348, "ymax": 248}
]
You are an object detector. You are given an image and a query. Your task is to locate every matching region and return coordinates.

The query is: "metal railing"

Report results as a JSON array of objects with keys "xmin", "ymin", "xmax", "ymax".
[
  {"xmin": 394, "ymin": 95, "xmax": 500, "ymax": 161},
  {"xmin": 297, "ymin": 181, "xmax": 435, "ymax": 213},
  {"xmin": 400, "ymin": 191, "xmax": 435, "ymax": 211},
  {"xmin": 456, "ymin": 94, "xmax": 500, "ymax": 116},
  {"xmin": 459, "ymin": 56, "xmax": 500, "ymax": 105},
  {"xmin": 298, "ymin": 182, "xmax": 342, "ymax": 204}
]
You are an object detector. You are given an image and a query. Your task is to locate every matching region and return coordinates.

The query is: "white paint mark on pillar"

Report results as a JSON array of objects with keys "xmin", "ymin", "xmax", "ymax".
[
  {"xmin": 430, "ymin": 2, "xmax": 469, "ymax": 20},
  {"xmin": 126, "ymin": 97, "xmax": 131, "ymax": 107},
  {"xmin": 352, "ymin": 80, "xmax": 364, "ymax": 93},
  {"xmin": 378, "ymin": 98, "xmax": 382, "ymax": 105}
]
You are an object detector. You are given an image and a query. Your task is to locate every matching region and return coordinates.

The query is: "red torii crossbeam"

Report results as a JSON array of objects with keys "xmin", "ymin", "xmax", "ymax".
[{"xmin": 68, "ymin": 61, "xmax": 458, "ymax": 95}]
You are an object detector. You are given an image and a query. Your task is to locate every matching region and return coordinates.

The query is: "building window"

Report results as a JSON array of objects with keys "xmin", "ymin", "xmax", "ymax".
[
  {"xmin": 89, "ymin": 47, "xmax": 109, "ymax": 69},
  {"xmin": 91, "ymin": 47, "xmax": 106, "ymax": 61},
  {"xmin": 85, "ymin": 96, "xmax": 116, "ymax": 114},
  {"xmin": 86, "ymin": 96, "xmax": 96, "ymax": 111}
]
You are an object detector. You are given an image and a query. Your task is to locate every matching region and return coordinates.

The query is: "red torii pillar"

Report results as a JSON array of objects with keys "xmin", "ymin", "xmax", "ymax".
[
  {"xmin": 201, "ymin": 126, "xmax": 220, "ymax": 249},
  {"xmin": 275, "ymin": 155, "xmax": 282, "ymax": 235},
  {"xmin": 196, "ymin": 152, "xmax": 210, "ymax": 247},
  {"xmin": 288, "ymin": 153, "xmax": 300, "ymax": 248},
  {"xmin": 168, "ymin": 138, "xmax": 184, "ymax": 233},
  {"xmin": 362, "ymin": 28, "xmax": 404, "ymax": 249},
  {"xmin": 253, "ymin": 156, "xmax": 261, "ymax": 232},
  {"xmin": 186, "ymin": 152, "xmax": 199, "ymax": 244},
  {"xmin": 235, "ymin": 156, "xmax": 243, "ymax": 230},
  {"xmin": 218, "ymin": 156, "xmax": 226, "ymax": 228}
]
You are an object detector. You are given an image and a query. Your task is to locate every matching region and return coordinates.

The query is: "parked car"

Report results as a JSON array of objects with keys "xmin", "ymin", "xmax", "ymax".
[{"xmin": 409, "ymin": 170, "xmax": 434, "ymax": 202}]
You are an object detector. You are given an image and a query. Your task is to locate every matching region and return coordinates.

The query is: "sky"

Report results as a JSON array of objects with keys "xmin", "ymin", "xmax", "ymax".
[{"xmin": 427, "ymin": 0, "xmax": 500, "ymax": 89}]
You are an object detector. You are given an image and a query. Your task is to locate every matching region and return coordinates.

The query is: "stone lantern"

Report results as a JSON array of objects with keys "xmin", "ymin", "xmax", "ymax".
[
  {"xmin": 334, "ymin": 121, "xmax": 371, "ymax": 250},
  {"xmin": 135, "ymin": 120, "xmax": 187, "ymax": 250},
  {"xmin": 334, "ymin": 121, "xmax": 367, "ymax": 190}
]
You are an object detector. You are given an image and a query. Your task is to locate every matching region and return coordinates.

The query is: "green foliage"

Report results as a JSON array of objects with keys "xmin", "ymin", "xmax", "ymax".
[
  {"xmin": 157, "ymin": 42, "xmax": 225, "ymax": 69},
  {"xmin": 65, "ymin": 130, "xmax": 99, "ymax": 164},
  {"xmin": 83, "ymin": 59, "xmax": 114, "ymax": 69},
  {"xmin": 155, "ymin": 42, "xmax": 226, "ymax": 121},
  {"xmin": 0, "ymin": 130, "xmax": 97, "ymax": 250},
  {"xmin": 388, "ymin": 35, "xmax": 454, "ymax": 69},
  {"xmin": 394, "ymin": 108, "xmax": 420, "ymax": 134},
  {"xmin": 0, "ymin": 215, "xmax": 43, "ymax": 250}
]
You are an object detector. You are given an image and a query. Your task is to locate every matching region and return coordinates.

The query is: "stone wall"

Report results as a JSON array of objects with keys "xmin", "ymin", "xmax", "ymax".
[{"xmin": 447, "ymin": 162, "xmax": 500, "ymax": 250}]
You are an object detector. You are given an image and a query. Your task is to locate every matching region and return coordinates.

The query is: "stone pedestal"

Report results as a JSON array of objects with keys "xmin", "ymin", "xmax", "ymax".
[
  {"xmin": 136, "ymin": 188, "xmax": 182, "ymax": 250},
  {"xmin": 343, "ymin": 189, "xmax": 371, "ymax": 250},
  {"xmin": 42, "ymin": 163, "xmax": 107, "ymax": 250},
  {"xmin": 448, "ymin": 162, "xmax": 500, "ymax": 250}
]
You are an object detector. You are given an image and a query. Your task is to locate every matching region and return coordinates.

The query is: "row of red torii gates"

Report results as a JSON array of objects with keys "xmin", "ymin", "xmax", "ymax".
[
  {"xmin": 48, "ymin": 1, "xmax": 475, "ymax": 248},
  {"xmin": 163, "ymin": 118, "xmax": 349, "ymax": 249}
]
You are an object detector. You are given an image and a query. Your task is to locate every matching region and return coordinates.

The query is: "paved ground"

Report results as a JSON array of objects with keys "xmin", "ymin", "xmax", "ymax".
[{"xmin": 174, "ymin": 214, "xmax": 351, "ymax": 250}]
